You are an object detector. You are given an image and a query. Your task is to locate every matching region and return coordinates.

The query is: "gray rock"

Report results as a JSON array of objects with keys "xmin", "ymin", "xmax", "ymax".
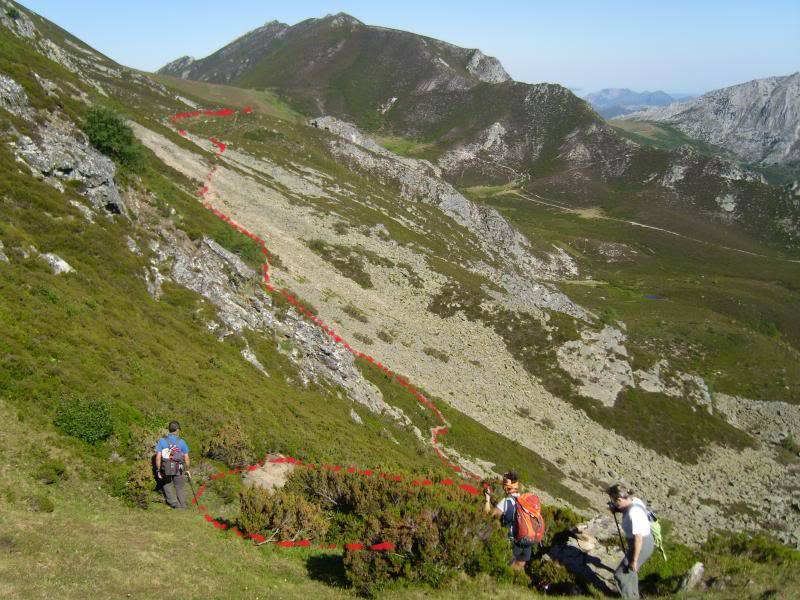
[
  {"xmin": 41, "ymin": 252, "xmax": 74, "ymax": 275},
  {"xmin": 13, "ymin": 116, "xmax": 126, "ymax": 216},
  {"xmin": 679, "ymin": 562, "xmax": 706, "ymax": 592},
  {"xmin": 0, "ymin": 240, "xmax": 8, "ymax": 263},
  {"xmin": 549, "ymin": 515, "xmax": 622, "ymax": 595},
  {"xmin": 0, "ymin": 73, "xmax": 31, "ymax": 117}
]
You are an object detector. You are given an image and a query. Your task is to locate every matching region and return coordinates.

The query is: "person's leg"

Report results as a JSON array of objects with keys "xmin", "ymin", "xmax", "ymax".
[
  {"xmin": 510, "ymin": 542, "xmax": 532, "ymax": 573},
  {"xmin": 173, "ymin": 474, "xmax": 188, "ymax": 509},
  {"xmin": 636, "ymin": 535, "xmax": 655, "ymax": 570},
  {"xmin": 162, "ymin": 476, "xmax": 179, "ymax": 508},
  {"xmin": 614, "ymin": 556, "xmax": 640, "ymax": 599}
]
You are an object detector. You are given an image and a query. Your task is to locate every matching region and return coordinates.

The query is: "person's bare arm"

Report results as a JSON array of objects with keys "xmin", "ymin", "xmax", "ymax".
[
  {"xmin": 155, "ymin": 452, "xmax": 162, "ymax": 479},
  {"xmin": 184, "ymin": 452, "xmax": 190, "ymax": 473},
  {"xmin": 483, "ymin": 489, "xmax": 503, "ymax": 516},
  {"xmin": 630, "ymin": 534, "xmax": 643, "ymax": 571}
]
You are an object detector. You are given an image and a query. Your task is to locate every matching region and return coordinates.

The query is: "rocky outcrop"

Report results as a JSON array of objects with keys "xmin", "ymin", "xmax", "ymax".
[
  {"xmin": 41, "ymin": 253, "xmax": 74, "ymax": 275},
  {"xmin": 465, "ymin": 49, "xmax": 511, "ymax": 84},
  {"xmin": 623, "ymin": 72, "xmax": 800, "ymax": 167},
  {"xmin": 549, "ymin": 514, "xmax": 623, "ymax": 595},
  {"xmin": 1, "ymin": 74, "xmax": 126, "ymax": 216}
]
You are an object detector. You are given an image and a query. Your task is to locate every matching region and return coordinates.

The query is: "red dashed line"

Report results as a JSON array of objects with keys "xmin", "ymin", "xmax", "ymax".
[{"xmin": 170, "ymin": 106, "xmax": 488, "ymax": 551}]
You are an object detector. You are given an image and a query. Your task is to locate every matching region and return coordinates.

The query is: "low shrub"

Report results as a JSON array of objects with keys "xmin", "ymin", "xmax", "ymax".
[
  {"xmin": 527, "ymin": 556, "xmax": 579, "ymax": 592},
  {"xmin": 53, "ymin": 395, "xmax": 113, "ymax": 445},
  {"xmin": 282, "ymin": 468, "xmax": 512, "ymax": 596},
  {"xmin": 703, "ymin": 531, "xmax": 800, "ymax": 565},
  {"xmin": 27, "ymin": 493, "xmax": 54, "ymax": 513},
  {"xmin": 238, "ymin": 486, "xmax": 329, "ymax": 542},
  {"xmin": 82, "ymin": 106, "xmax": 144, "ymax": 171},
  {"xmin": 34, "ymin": 459, "xmax": 67, "ymax": 484},
  {"xmin": 112, "ymin": 461, "xmax": 157, "ymax": 509},
  {"xmin": 5, "ymin": 7, "xmax": 21, "ymax": 20},
  {"xmin": 201, "ymin": 422, "xmax": 254, "ymax": 468}
]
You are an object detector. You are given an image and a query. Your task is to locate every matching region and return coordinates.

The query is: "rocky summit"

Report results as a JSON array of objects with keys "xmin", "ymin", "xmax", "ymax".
[{"xmin": 2, "ymin": 1, "xmax": 800, "ymax": 597}]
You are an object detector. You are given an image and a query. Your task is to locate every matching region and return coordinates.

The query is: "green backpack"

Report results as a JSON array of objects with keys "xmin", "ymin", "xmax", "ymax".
[{"xmin": 648, "ymin": 510, "xmax": 667, "ymax": 560}]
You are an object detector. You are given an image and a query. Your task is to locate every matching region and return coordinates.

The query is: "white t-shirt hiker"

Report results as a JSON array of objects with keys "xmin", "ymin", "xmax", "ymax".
[{"xmin": 621, "ymin": 497, "xmax": 651, "ymax": 538}]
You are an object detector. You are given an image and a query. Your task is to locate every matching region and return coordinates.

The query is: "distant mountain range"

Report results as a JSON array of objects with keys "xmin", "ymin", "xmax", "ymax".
[
  {"xmin": 621, "ymin": 72, "xmax": 800, "ymax": 170},
  {"xmin": 584, "ymin": 88, "xmax": 682, "ymax": 119}
]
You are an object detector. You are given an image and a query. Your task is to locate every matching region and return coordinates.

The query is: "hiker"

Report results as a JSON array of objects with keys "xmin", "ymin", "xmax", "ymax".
[
  {"xmin": 608, "ymin": 483, "xmax": 654, "ymax": 599},
  {"xmin": 154, "ymin": 421, "xmax": 191, "ymax": 509},
  {"xmin": 483, "ymin": 470, "xmax": 545, "ymax": 571}
]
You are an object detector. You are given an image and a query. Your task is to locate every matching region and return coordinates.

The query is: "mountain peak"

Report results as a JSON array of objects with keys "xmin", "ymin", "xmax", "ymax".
[{"xmin": 322, "ymin": 12, "xmax": 363, "ymax": 28}]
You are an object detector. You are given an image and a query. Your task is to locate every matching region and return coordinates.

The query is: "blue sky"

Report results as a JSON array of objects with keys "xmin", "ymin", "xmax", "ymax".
[{"xmin": 22, "ymin": 0, "xmax": 800, "ymax": 95}]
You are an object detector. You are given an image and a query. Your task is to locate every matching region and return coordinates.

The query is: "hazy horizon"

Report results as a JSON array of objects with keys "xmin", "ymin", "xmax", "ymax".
[{"xmin": 21, "ymin": 0, "xmax": 800, "ymax": 95}]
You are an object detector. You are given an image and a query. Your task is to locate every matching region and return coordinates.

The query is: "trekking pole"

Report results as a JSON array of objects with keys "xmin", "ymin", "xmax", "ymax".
[
  {"xmin": 610, "ymin": 506, "xmax": 627, "ymax": 553},
  {"xmin": 187, "ymin": 471, "xmax": 198, "ymax": 506}
]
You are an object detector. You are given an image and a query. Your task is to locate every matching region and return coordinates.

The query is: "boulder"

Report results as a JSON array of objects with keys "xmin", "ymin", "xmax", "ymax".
[{"xmin": 243, "ymin": 455, "xmax": 295, "ymax": 492}]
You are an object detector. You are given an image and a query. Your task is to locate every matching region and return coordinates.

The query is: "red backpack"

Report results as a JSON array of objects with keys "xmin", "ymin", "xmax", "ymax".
[{"xmin": 514, "ymin": 493, "xmax": 546, "ymax": 545}]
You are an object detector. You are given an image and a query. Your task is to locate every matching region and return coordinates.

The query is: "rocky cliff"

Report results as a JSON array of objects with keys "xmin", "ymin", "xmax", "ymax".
[{"xmin": 622, "ymin": 72, "xmax": 800, "ymax": 168}]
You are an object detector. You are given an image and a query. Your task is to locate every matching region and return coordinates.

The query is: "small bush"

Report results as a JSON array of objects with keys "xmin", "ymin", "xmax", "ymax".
[
  {"xmin": 82, "ymin": 106, "xmax": 144, "ymax": 171},
  {"xmin": 27, "ymin": 493, "xmax": 54, "ymax": 513},
  {"xmin": 54, "ymin": 395, "xmax": 113, "ymax": 444},
  {"xmin": 34, "ymin": 459, "xmax": 67, "ymax": 484},
  {"xmin": 5, "ymin": 7, "xmax": 21, "ymax": 20},
  {"xmin": 112, "ymin": 461, "xmax": 156, "ymax": 509},
  {"xmin": 527, "ymin": 556, "xmax": 579, "ymax": 591},
  {"xmin": 423, "ymin": 347, "xmax": 450, "ymax": 363},
  {"xmin": 343, "ymin": 304, "xmax": 369, "ymax": 323},
  {"xmin": 201, "ymin": 422, "xmax": 254, "ymax": 468},
  {"xmin": 238, "ymin": 486, "xmax": 329, "ymax": 542},
  {"xmin": 376, "ymin": 329, "xmax": 395, "ymax": 344}
]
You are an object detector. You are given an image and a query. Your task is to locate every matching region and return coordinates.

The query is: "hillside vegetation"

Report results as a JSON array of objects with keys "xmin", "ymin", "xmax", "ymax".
[{"xmin": 1, "ymin": 1, "xmax": 799, "ymax": 597}]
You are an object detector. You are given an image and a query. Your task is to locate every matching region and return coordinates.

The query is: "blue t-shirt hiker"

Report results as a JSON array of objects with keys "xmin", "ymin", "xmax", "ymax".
[{"xmin": 154, "ymin": 421, "xmax": 191, "ymax": 509}]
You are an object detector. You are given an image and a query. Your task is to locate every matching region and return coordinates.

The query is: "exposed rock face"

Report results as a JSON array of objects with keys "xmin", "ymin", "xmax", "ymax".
[
  {"xmin": 624, "ymin": 72, "xmax": 800, "ymax": 167},
  {"xmin": 1, "ymin": 72, "xmax": 126, "ymax": 216},
  {"xmin": 313, "ymin": 116, "xmax": 582, "ymax": 291},
  {"xmin": 465, "ymin": 49, "xmax": 511, "ymax": 84},
  {"xmin": 13, "ymin": 118, "xmax": 126, "ymax": 215},
  {"xmin": 243, "ymin": 455, "xmax": 295, "ymax": 492},
  {"xmin": 0, "ymin": 240, "xmax": 10, "ymax": 263}
]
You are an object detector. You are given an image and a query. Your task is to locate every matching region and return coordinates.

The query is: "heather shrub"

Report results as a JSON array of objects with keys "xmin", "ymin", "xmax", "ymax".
[
  {"xmin": 201, "ymin": 422, "xmax": 254, "ymax": 468},
  {"xmin": 53, "ymin": 394, "xmax": 113, "ymax": 444},
  {"xmin": 238, "ymin": 486, "xmax": 329, "ymax": 542},
  {"xmin": 34, "ymin": 459, "xmax": 67, "ymax": 484},
  {"xmin": 282, "ymin": 468, "xmax": 511, "ymax": 595},
  {"xmin": 112, "ymin": 461, "xmax": 157, "ymax": 509}
]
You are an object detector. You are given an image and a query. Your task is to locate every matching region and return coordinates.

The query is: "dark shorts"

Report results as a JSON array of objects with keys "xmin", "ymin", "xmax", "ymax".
[{"xmin": 511, "ymin": 540, "xmax": 533, "ymax": 563}]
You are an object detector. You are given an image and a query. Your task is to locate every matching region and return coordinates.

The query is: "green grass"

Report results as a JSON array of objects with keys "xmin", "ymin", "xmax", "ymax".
[
  {"xmin": 611, "ymin": 119, "xmax": 727, "ymax": 155},
  {"xmin": 151, "ymin": 74, "xmax": 303, "ymax": 122}
]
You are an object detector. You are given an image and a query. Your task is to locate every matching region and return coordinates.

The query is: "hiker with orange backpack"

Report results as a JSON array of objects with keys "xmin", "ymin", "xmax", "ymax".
[
  {"xmin": 483, "ymin": 470, "xmax": 546, "ymax": 571},
  {"xmin": 154, "ymin": 421, "xmax": 191, "ymax": 509}
]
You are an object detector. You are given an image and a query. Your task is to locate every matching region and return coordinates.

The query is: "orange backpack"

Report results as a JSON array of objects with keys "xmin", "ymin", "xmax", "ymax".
[{"xmin": 514, "ymin": 493, "xmax": 546, "ymax": 545}]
